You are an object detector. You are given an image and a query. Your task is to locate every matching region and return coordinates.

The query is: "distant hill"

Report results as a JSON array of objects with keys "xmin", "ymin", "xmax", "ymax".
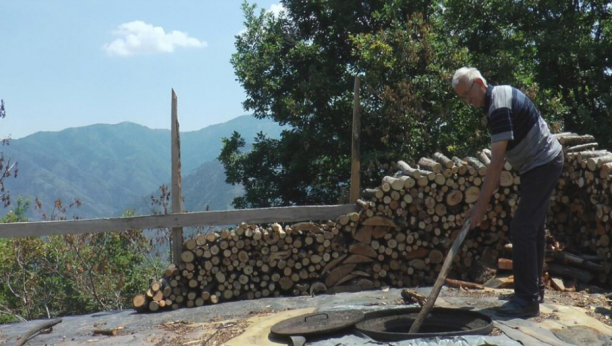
[{"xmin": 2, "ymin": 116, "xmax": 283, "ymax": 219}]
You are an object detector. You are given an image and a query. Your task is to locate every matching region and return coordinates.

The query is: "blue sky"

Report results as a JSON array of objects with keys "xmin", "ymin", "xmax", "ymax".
[{"xmin": 0, "ymin": 1, "xmax": 281, "ymax": 139}]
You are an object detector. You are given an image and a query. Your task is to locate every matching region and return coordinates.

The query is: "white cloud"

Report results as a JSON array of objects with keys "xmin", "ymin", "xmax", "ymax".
[
  {"xmin": 103, "ymin": 21, "xmax": 207, "ymax": 57},
  {"xmin": 268, "ymin": 3, "xmax": 286, "ymax": 17}
]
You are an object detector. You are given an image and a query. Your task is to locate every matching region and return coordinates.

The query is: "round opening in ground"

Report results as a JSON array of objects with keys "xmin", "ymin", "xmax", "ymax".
[{"xmin": 356, "ymin": 308, "xmax": 493, "ymax": 341}]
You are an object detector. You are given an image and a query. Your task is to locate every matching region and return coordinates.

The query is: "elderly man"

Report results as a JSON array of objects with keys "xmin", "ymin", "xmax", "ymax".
[{"xmin": 452, "ymin": 67, "xmax": 564, "ymax": 318}]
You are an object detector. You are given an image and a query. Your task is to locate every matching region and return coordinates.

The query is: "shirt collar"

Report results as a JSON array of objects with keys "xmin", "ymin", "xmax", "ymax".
[{"xmin": 484, "ymin": 84, "xmax": 494, "ymax": 111}]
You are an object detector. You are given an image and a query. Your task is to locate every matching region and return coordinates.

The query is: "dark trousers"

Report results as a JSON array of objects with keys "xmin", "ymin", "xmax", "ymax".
[{"xmin": 511, "ymin": 152, "xmax": 564, "ymax": 303}]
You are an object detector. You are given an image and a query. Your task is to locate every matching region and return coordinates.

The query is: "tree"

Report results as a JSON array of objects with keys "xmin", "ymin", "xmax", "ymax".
[
  {"xmin": 0, "ymin": 203, "xmax": 161, "ymax": 322},
  {"xmin": 441, "ymin": 0, "xmax": 611, "ymax": 141},
  {"xmin": 0, "ymin": 99, "xmax": 18, "ymax": 207},
  {"xmin": 223, "ymin": 0, "xmax": 612, "ymax": 208},
  {"xmin": 222, "ymin": 1, "xmax": 475, "ymax": 208}
]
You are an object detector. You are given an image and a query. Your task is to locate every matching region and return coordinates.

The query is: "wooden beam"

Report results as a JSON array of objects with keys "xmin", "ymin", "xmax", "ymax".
[
  {"xmin": 0, "ymin": 205, "xmax": 359, "ymax": 238},
  {"xmin": 349, "ymin": 76, "xmax": 361, "ymax": 203},
  {"xmin": 171, "ymin": 89, "xmax": 183, "ymax": 265}
]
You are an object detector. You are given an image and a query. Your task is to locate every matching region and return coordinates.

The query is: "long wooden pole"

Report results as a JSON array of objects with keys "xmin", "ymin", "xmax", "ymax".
[
  {"xmin": 349, "ymin": 76, "xmax": 361, "ymax": 204},
  {"xmin": 171, "ymin": 89, "xmax": 183, "ymax": 265},
  {"xmin": 409, "ymin": 219, "xmax": 471, "ymax": 333},
  {"xmin": 0, "ymin": 205, "xmax": 359, "ymax": 238}
]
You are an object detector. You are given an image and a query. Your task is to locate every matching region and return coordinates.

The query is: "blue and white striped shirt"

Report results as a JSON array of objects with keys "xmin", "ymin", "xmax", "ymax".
[{"xmin": 484, "ymin": 85, "xmax": 562, "ymax": 174}]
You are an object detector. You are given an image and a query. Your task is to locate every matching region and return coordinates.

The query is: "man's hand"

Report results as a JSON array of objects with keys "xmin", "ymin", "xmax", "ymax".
[
  {"xmin": 467, "ymin": 140, "xmax": 507, "ymax": 231},
  {"xmin": 467, "ymin": 202, "xmax": 486, "ymax": 230}
]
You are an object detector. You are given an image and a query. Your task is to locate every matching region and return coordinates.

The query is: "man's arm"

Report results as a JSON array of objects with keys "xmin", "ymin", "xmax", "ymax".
[{"xmin": 469, "ymin": 140, "xmax": 508, "ymax": 229}]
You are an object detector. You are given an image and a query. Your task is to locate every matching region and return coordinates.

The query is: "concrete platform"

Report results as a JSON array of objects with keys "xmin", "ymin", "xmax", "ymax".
[{"xmin": 1, "ymin": 287, "xmax": 611, "ymax": 346}]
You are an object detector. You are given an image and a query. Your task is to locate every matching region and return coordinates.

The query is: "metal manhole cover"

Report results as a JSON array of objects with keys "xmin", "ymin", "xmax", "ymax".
[{"xmin": 271, "ymin": 310, "xmax": 364, "ymax": 337}]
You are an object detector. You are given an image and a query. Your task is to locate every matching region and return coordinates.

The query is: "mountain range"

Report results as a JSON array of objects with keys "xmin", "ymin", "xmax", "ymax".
[{"xmin": 2, "ymin": 115, "xmax": 284, "ymax": 219}]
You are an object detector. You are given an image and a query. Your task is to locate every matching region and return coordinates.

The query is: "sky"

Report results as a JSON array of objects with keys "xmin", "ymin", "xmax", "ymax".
[{"xmin": 0, "ymin": 1, "xmax": 283, "ymax": 139}]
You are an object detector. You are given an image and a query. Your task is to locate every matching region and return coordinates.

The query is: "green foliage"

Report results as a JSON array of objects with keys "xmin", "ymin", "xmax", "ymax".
[
  {"xmin": 442, "ymin": 0, "xmax": 612, "ymax": 137},
  {"xmin": 225, "ymin": 1, "xmax": 480, "ymax": 208},
  {"xmin": 224, "ymin": 0, "xmax": 612, "ymax": 208},
  {"xmin": 0, "ymin": 204, "xmax": 162, "ymax": 322}
]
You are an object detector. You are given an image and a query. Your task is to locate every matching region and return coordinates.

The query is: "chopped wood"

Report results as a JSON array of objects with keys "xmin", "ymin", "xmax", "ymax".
[
  {"xmin": 328, "ymin": 278, "xmax": 374, "ymax": 294},
  {"xmin": 309, "ymin": 282, "xmax": 327, "ymax": 296},
  {"xmin": 445, "ymin": 278, "xmax": 484, "ymax": 290},
  {"xmin": 321, "ymin": 254, "xmax": 347, "ymax": 274},
  {"xmin": 371, "ymin": 226, "xmax": 390, "ymax": 239},
  {"xmin": 498, "ymin": 258, "xmax": 513, "ymax": 270},
  {"xmin": 433, "ymin": 152, "xmax": 454, "ymax": 169},
  {"xmin": 550, "ymin": 277, "xmax": 566, "ymax": 291},
  {"xmin": 428, "ymin": 250, "xmax": 444, "ymax": 264},
  {"xmin": 547, "ymin": 263, "xmax": 595, "ymax": 283},
  {"xmin": 292, "ymin": 222, "xmax": 323, "ymax": 233},
  {"xmin": 362, "ymin": 216, "xmax": 397, "ymax": 228},
  {"xmin": 349, "ymin": 243, "xmax": 377, "ymax": 258},
  {"xmin": 354, "ymin": 226, "xmax": 373, "ymax": 243},
  {"xmin": 92, "ymin": 327, "xmax": 124, "ymax": 336},
  {"xmin": 343, "ymin": 254, "xmax": 374, "ymax": 264},
  {"xmin": 418, "ymin": 157, "xmax": 442, "ymax": 173},
  {"xmin": 325, "ymin": 264, "xmax": 357, "ymax": 287}
]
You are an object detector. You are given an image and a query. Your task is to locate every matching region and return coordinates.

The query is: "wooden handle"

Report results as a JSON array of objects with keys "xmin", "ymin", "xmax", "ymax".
[{"xmin": 409, "ymin": 219, "xmax": 471, "ymax": 334}]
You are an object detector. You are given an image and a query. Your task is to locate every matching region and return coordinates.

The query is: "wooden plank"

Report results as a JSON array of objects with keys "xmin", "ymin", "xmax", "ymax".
[
  {"xmin": 349, "ymin": 76, "xmax": 361, "ymax": 204},
  {"xmin": 171, "ymin": 89, "xmax": 184, "ymax": 265},
  {"xmin": 0, "ymin": 205, "xmax": 359, "ymax": 238}
]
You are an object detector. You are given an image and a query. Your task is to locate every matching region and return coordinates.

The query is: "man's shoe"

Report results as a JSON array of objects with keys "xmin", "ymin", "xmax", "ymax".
[
  {"xmin": 499, "ymin": 292, "xmax": 544, "ymax": 304},
  {"xmin": 496, "ymin": 299, "xmax": 540, "ymax": 318}
]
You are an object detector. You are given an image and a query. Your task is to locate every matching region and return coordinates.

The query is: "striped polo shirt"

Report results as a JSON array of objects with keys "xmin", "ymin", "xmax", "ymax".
[{"xmin": 484, "ymin": 85, "xmax": 562, "ymax": 174}]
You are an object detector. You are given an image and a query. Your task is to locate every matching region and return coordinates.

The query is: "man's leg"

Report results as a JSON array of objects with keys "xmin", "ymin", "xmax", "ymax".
[
  {"xmin": 499, "ymin": 153, "xmax": 563, "ymax": 317},
  {"xmin": 536, "ymin": 219, "xmax": 546, "ymax": 301}
]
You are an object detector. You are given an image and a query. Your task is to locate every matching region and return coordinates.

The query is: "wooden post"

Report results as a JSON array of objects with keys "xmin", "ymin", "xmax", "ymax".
[
  {"xmin": 171, "ymin": 89, "xmax": 183, "ymax": 265},
  {"xmin": 349, "ymin": 76, "xmax": 361, "ymax": 204}
]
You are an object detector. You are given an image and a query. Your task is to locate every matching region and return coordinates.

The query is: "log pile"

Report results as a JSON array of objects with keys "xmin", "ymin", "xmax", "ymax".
[
  {"xmin": 133, "ymin": 132, "xmax": 612, "ymax": 312},
  {"xmin": 544, "ymin": 133, "xmax": 612, "ymax": 287}
]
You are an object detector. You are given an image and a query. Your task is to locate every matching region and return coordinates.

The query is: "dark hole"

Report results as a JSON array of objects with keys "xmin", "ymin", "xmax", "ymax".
[{"xmin": 383, "ymin": 320, "xmax": 464, "ymax": 334}]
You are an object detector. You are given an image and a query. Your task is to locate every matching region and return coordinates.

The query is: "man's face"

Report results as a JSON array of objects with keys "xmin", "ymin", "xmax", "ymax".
[{"xmin": 454, "ymin": 78, "xmax": 484, "ymax": 108}]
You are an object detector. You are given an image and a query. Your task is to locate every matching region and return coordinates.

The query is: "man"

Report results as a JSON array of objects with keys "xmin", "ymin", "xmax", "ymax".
[{"xmin": 452, "ymin": 67, "xmax": 564, "ymax": 318}]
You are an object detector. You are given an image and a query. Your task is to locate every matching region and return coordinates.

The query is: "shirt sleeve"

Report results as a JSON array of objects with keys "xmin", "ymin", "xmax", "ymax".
[{"xmin": 489, "ymin": 107, "xmax": 514, "ymax": 143}]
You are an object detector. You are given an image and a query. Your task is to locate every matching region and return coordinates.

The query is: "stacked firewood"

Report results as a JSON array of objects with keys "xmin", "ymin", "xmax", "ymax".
[
  {"xmin": 544, "ymin": 133, "xmax": 612, "ymax": 288},
  {"xmin": 133, "ymin": 132, "xmax": 612, "ymax": 312}
]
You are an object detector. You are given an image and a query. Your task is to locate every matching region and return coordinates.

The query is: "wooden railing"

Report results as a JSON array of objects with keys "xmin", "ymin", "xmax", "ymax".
[{"xmin": 0, "ymin": 204, "xmax": 359, "ymax": 238}]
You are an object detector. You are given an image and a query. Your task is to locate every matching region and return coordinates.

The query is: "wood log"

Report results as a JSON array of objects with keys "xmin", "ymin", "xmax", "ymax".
[
  {"xmin": 433, "ymin": 152, "xmax": 454, "ymax": 169},
  {"xmin": 419, "ymin": 157, "xmax": 442, "ymax": 173},
  {"xmin": 499, "ymin": 171, "xmax": 514, "ymax": 187},
  {"xmin": 446, "ymin": 190, "xmax": 463, "ymax": 206},
  {"xmin": 552, "ymin": 251, "xmax": 603, "ymax": 272},
  {"xmin": 451, "ymin": 157, "xmax": 467, "ymax": 175},
  {"xmin": 344, "ymin": 254, "xmax": 374, "ymax": 264},
  {"xmin": 445, "ymin": 278, "xmax": 484, "ymax": 290},
  {"xmin": 566, "ymin": 142, "xmax": 598, "ymax": 153},
  {"xmin": 465, "ymin": 186, "xmax": 480, "ymax": 204},
  {"xmin": 547, "ymin": 263, "xmax": 595, "ymax": 283},
  {"xmin": 557, "ymin": 134, "xmax": 594, "ymax": 146},
  {"xmin": 383, "ymin": 176, "xmax": 405, "ymax": 191},
  {"xmin": 325, "ymin": 264, "xmax": 357, "ymax": 287},
  {"xmin": 465, "ymin": 157, "xmax": 487, "ymax": 176},
  {"xmin": 428, "ymin": 250, "xmax": 444, "ymax": 264},
  {"xmin": 498, "ymin": 258, "xmax": 513, "ymax": 270},
  {"xmin": 354, "ymin": 226, "xmax": 373, "ymax": 244},
  {"xmin": 397, "ymin": 160, "xmax": 421, "ymax": 179},
  {"xmin": 349, "ymin": 243, "xmax": 378, "ymax": 258},
  {"xmin": 477, "ymin": 151, "xmax": 491, "ymax": 166},
  {"xmin": 321, "ymin": 254, "xmax": 347, "ymax": 274}
]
